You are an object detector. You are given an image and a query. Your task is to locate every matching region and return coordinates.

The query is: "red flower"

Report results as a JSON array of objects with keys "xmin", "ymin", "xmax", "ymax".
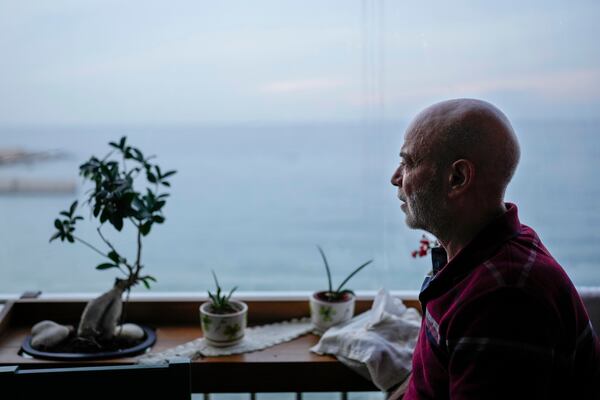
[{"xmin": 411, "ymin": 234, "xmax": 438, "ymax": 259}]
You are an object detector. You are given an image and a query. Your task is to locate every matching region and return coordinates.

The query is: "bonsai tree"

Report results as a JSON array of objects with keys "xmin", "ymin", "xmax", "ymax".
[
  {"xmin": 316, "ymin": 245, "xmax": 373, "ymax": 302},
  {"xmin": 45, "ymin": 136, "xmax": 176, "ymax": 346}
]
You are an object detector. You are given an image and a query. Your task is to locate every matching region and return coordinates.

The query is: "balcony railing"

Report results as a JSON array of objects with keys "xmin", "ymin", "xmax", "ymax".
[{"xmin": 2, "ymin": 288, "xmax": 599, "ymax": 399}]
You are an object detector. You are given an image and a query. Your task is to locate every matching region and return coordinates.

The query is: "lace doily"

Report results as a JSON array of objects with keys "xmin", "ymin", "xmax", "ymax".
[{"xmin": 138, "ymin": 317, "xmax": 312, "ymax": 364}]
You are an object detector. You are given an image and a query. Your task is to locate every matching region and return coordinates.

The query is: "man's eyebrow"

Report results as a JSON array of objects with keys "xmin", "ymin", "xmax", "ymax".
[{"xmin": 399, "ymin": 151, "xmax": 411, "ymax": 160}]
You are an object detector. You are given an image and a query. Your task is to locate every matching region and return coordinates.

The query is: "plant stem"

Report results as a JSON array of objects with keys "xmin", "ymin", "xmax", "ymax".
[
  {"xmin": 96, "ymin": 227, "xmax": 118, "ymax": 254},
  {"xmin": 96, "ymin": 227, "xmax": 132, "ymax": 276},
  {"xmin": 101, "ymin": 150, "xmax": 114, "ymax": 163},
  {"xmin": 73, "ymin": 236, "xmax": 108, "ymax": 258},
  {"xmin": 134, "ymin": 225, "xmax": 142, "ymax": 279},
  {"xmin": 121, "ymin": 152, "xmax": 127, "ymax": 174}
]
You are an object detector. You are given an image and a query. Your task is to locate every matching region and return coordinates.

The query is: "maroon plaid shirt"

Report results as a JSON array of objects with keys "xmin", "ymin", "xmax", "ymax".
[{"xmin": 404, "ymin": 203, "xmax": 600, "ymax": 399}]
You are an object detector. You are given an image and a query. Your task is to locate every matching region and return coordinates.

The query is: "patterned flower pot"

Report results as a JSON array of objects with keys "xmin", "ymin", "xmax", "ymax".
[
  {"xmin": 199, "ymin": 300, "xmax": 248, "ymax": 347},
  {"xmin": 309, "ymin": 291, "xmax": 355, "ymax": 334}
]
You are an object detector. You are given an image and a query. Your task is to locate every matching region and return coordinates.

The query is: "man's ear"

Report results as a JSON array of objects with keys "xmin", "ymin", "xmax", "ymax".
[{"xmin": 448, "ymin": 159, "xmax": 474, "ymax": 198}]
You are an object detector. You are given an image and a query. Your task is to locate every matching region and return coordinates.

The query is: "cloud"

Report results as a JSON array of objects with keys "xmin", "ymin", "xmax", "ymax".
[
  {"xmin": 260, "ymin": 78, "xmax": 348, "ymax": 95},
  {"xmin": 387, "ymin": 68, "xmax": 600, "ymax": 102},
  {"xmin": 448, "ymin": 69, "xmax": 600, "ymax": 99}
]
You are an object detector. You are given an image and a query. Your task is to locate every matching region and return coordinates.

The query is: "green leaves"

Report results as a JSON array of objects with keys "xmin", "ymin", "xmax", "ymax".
[
  {"xmin": 208, "ymin": 270, "xmax": 238, "ymax": 314},
  {"xmin": 107, "ymin": 251, "xmax": 120, "ymax": 263},
  {"xmin": 110, "ymin": 214, "xmax": 124, "ymax": 231},
  {"xmin": 140, "ymin": 221, "xmax": 152, "ymax": 236},
  {"xmin": 316, "ymin": 246, "xmax": 373, "ymax": 301},
  {"xmin": 78, "ymin": 136, "xmax": 177, "ymax": 233},
  {"xmin": 69, "ymin": 201, "xmax": 77, "ymax": 217},
  {"xmin": 147, "ymin": 171, "xmax": 157, "ymax": 183},
  {"xmin": 317, "ymin": 245, "xmax": 332, "ymax": 293},
  {"xmin": 96, "ymin": 263, "xmax": 118, "ymax": 270},
  {"xmin": 109, "ymin": 136, "xmax": 127, "ymax": 151},
  {"xmin": 140, "ymin": 275, "xmax": 157, "ymax": 289},
  {"xmin": 51, "ymin": 136, "xmax": 175, "ymax": 293},
  {"xmin": 147, "ymin": 165, "xmax": 176, "ymax": 187},
  {"xmin": 49, "ymin": 201, "xmax": 81, "ymax": 243},
  {"xmin": 335, "ymin": 259, "xmax": 373, "ymax": 294}
]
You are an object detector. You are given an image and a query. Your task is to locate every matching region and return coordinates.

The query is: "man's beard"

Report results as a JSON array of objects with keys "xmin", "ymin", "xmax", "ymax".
[{"xmin": 404, "ymin": 181, "xmax": 446, "ymax": 235}]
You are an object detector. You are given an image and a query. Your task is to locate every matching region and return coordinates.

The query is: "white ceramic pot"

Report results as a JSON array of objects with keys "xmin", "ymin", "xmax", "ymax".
[
  {"xmin": 309, "ymin": 291, "xmax": 355, "ymax": 334},
  {"xmin": 199, "ymin": 300, "xmax": 248, "ymax": 347}
]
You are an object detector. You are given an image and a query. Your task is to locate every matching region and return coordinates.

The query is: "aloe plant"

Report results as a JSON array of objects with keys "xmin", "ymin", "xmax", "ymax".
[
  {"xmin": 207, "ymin": 270, "xmax": 239, "ymax": 314},
  {"xmin": 317, "ymin": 245, "xmax": 373, "ymax": 301}
]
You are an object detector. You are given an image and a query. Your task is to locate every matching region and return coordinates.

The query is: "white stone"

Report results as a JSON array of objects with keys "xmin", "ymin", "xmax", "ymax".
[
  {"xmin": 31, "ymin": 320, "xmax": 57, "ymax": 336},
  {"xmin": 114, "ymin": 323, "xmax": 145, "ymax": 341},
  {"xmin": 31, "ymin": 320, "xmax": 73, "ymax": 349}
]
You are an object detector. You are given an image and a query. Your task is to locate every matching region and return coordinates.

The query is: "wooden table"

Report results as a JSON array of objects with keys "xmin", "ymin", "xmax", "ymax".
[{"xmin": 0, "ymin": 295, "xmax": 420, "ymax": 394}]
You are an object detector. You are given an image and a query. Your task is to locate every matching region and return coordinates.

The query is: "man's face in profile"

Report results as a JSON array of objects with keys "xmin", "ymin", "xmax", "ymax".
[{"xmin": 391, "ymin": 129, "xmax": 445, "ymax": 233}]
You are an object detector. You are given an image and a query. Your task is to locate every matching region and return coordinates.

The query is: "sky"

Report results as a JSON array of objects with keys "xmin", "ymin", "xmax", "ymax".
[{"xmin": 0, "ymin": 0, "xmax": 599, "ymax": 125}]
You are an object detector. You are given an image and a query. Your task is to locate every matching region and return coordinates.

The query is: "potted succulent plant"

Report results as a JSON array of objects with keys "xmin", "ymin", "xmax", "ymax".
[
  {"xmin": 310, "ymin": 246, "xmax": 373, "ymax": 333},
  {"xmin": 26, "ymin": 136, "xmax": 176, "ymax": 358},
  {"xmin": 200, "ymin": 271, "xmax": 248, "ymax": 347}
]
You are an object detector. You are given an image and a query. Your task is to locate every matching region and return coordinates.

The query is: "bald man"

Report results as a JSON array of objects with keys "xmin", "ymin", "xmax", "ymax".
[{"xmin": 391, "ymin": 99, "xmax": 600, "ymax": 399}]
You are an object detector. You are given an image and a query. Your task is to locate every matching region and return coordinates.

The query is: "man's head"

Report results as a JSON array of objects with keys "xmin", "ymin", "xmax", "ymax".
[{"xmin": 391, "ymin": 98, "xmax": 520, "ymax": 239}]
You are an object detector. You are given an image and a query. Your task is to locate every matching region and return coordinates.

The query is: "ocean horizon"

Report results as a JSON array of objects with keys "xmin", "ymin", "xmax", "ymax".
[{"xmin": 1, "ymin": 120, "xmax": 599, "ymax": 294}]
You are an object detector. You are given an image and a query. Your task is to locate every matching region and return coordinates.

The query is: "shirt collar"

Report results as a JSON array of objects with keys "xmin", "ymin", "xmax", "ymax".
[{"xmin": 420, "ymin": 203, "xmax": 522, "ymax": 302}]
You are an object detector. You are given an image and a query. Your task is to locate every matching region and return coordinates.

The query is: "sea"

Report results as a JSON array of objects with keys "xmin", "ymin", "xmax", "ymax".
[{"xmin": 0, "ymin": 120, "xmax": 599, "ymax": 294}]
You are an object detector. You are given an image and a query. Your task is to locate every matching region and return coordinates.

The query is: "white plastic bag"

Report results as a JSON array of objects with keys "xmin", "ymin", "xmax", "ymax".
[{"xmin": 310, "ymin": 288, "xmax": 421, "ymax": 391}]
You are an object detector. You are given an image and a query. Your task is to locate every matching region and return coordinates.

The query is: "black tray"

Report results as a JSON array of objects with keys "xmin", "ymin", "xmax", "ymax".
[{"xmin": 20, "ymin": 325, "xmax": 156, "ymax": 361}]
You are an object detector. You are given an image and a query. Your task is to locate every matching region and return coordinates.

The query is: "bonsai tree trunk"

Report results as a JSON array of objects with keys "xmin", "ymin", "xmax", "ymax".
[{"xmin": 77, "ymin": 279, "xmax": 129, "ymax": 341}]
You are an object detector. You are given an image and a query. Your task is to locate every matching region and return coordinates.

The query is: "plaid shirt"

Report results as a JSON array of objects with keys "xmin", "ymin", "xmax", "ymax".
[{"xmin": 404, "ymin": 203, "xmax": 600, "ymax": 400}]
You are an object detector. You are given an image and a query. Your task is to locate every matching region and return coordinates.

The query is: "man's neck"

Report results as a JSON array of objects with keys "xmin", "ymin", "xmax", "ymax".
[{"xmin": 438, "ymin": 203, "xmax": 507, "ymax": 261}]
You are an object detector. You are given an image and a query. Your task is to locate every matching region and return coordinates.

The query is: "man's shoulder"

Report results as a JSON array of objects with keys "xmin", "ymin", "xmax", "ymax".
[
  {"xmin": 426, "ymin": 223, "xmax": 582, "ymax": 330},
  {"xmin": 484, "ymin": 223, "xmax": 571, "ymax": 289},
  {"xmin": 451, "ymin": 224, "xmax": 587, "ymax": 330},
  {"xmin": 441, "ymin": 225, "xmax": 576, "ymax": 320}
]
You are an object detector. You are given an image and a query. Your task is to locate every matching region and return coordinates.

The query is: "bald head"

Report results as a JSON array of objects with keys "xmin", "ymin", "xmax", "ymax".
[{"xmin": 408, "ymin": 98, "xmax": 520, "ymax": 200}]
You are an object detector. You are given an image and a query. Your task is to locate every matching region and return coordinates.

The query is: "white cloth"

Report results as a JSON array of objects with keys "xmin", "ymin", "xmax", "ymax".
[
  {"xmin": 138, "ymin": 318, "xmax": 313, "ymax": 364},
  {"xmin": 310, "ymin": 288, "xmax": 421, "ymax": 391}
]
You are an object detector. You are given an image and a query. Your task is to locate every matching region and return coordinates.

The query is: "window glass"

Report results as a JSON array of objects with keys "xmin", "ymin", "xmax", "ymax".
[{"xmin": 0, "ymin": 1, "xmax": 598, "ymax": 293}]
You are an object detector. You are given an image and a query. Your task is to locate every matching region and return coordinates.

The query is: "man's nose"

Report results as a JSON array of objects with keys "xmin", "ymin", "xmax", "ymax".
[{"xmin": 391, "ymin": 166, "xmax": 402, "ymax": 187}]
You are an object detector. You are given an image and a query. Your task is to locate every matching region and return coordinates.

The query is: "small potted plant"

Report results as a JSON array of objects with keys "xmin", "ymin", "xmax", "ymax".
[
  {"xmin": 200, "ymin": 271, "xmax": 248, "ymax": 347},
  {"xmin": 310, "ymin": 246, "xmax": 373, "ymax": 333},
  {"xmin": 26, "ymin": 136, "xmax": 176, "ymax": 358}
]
